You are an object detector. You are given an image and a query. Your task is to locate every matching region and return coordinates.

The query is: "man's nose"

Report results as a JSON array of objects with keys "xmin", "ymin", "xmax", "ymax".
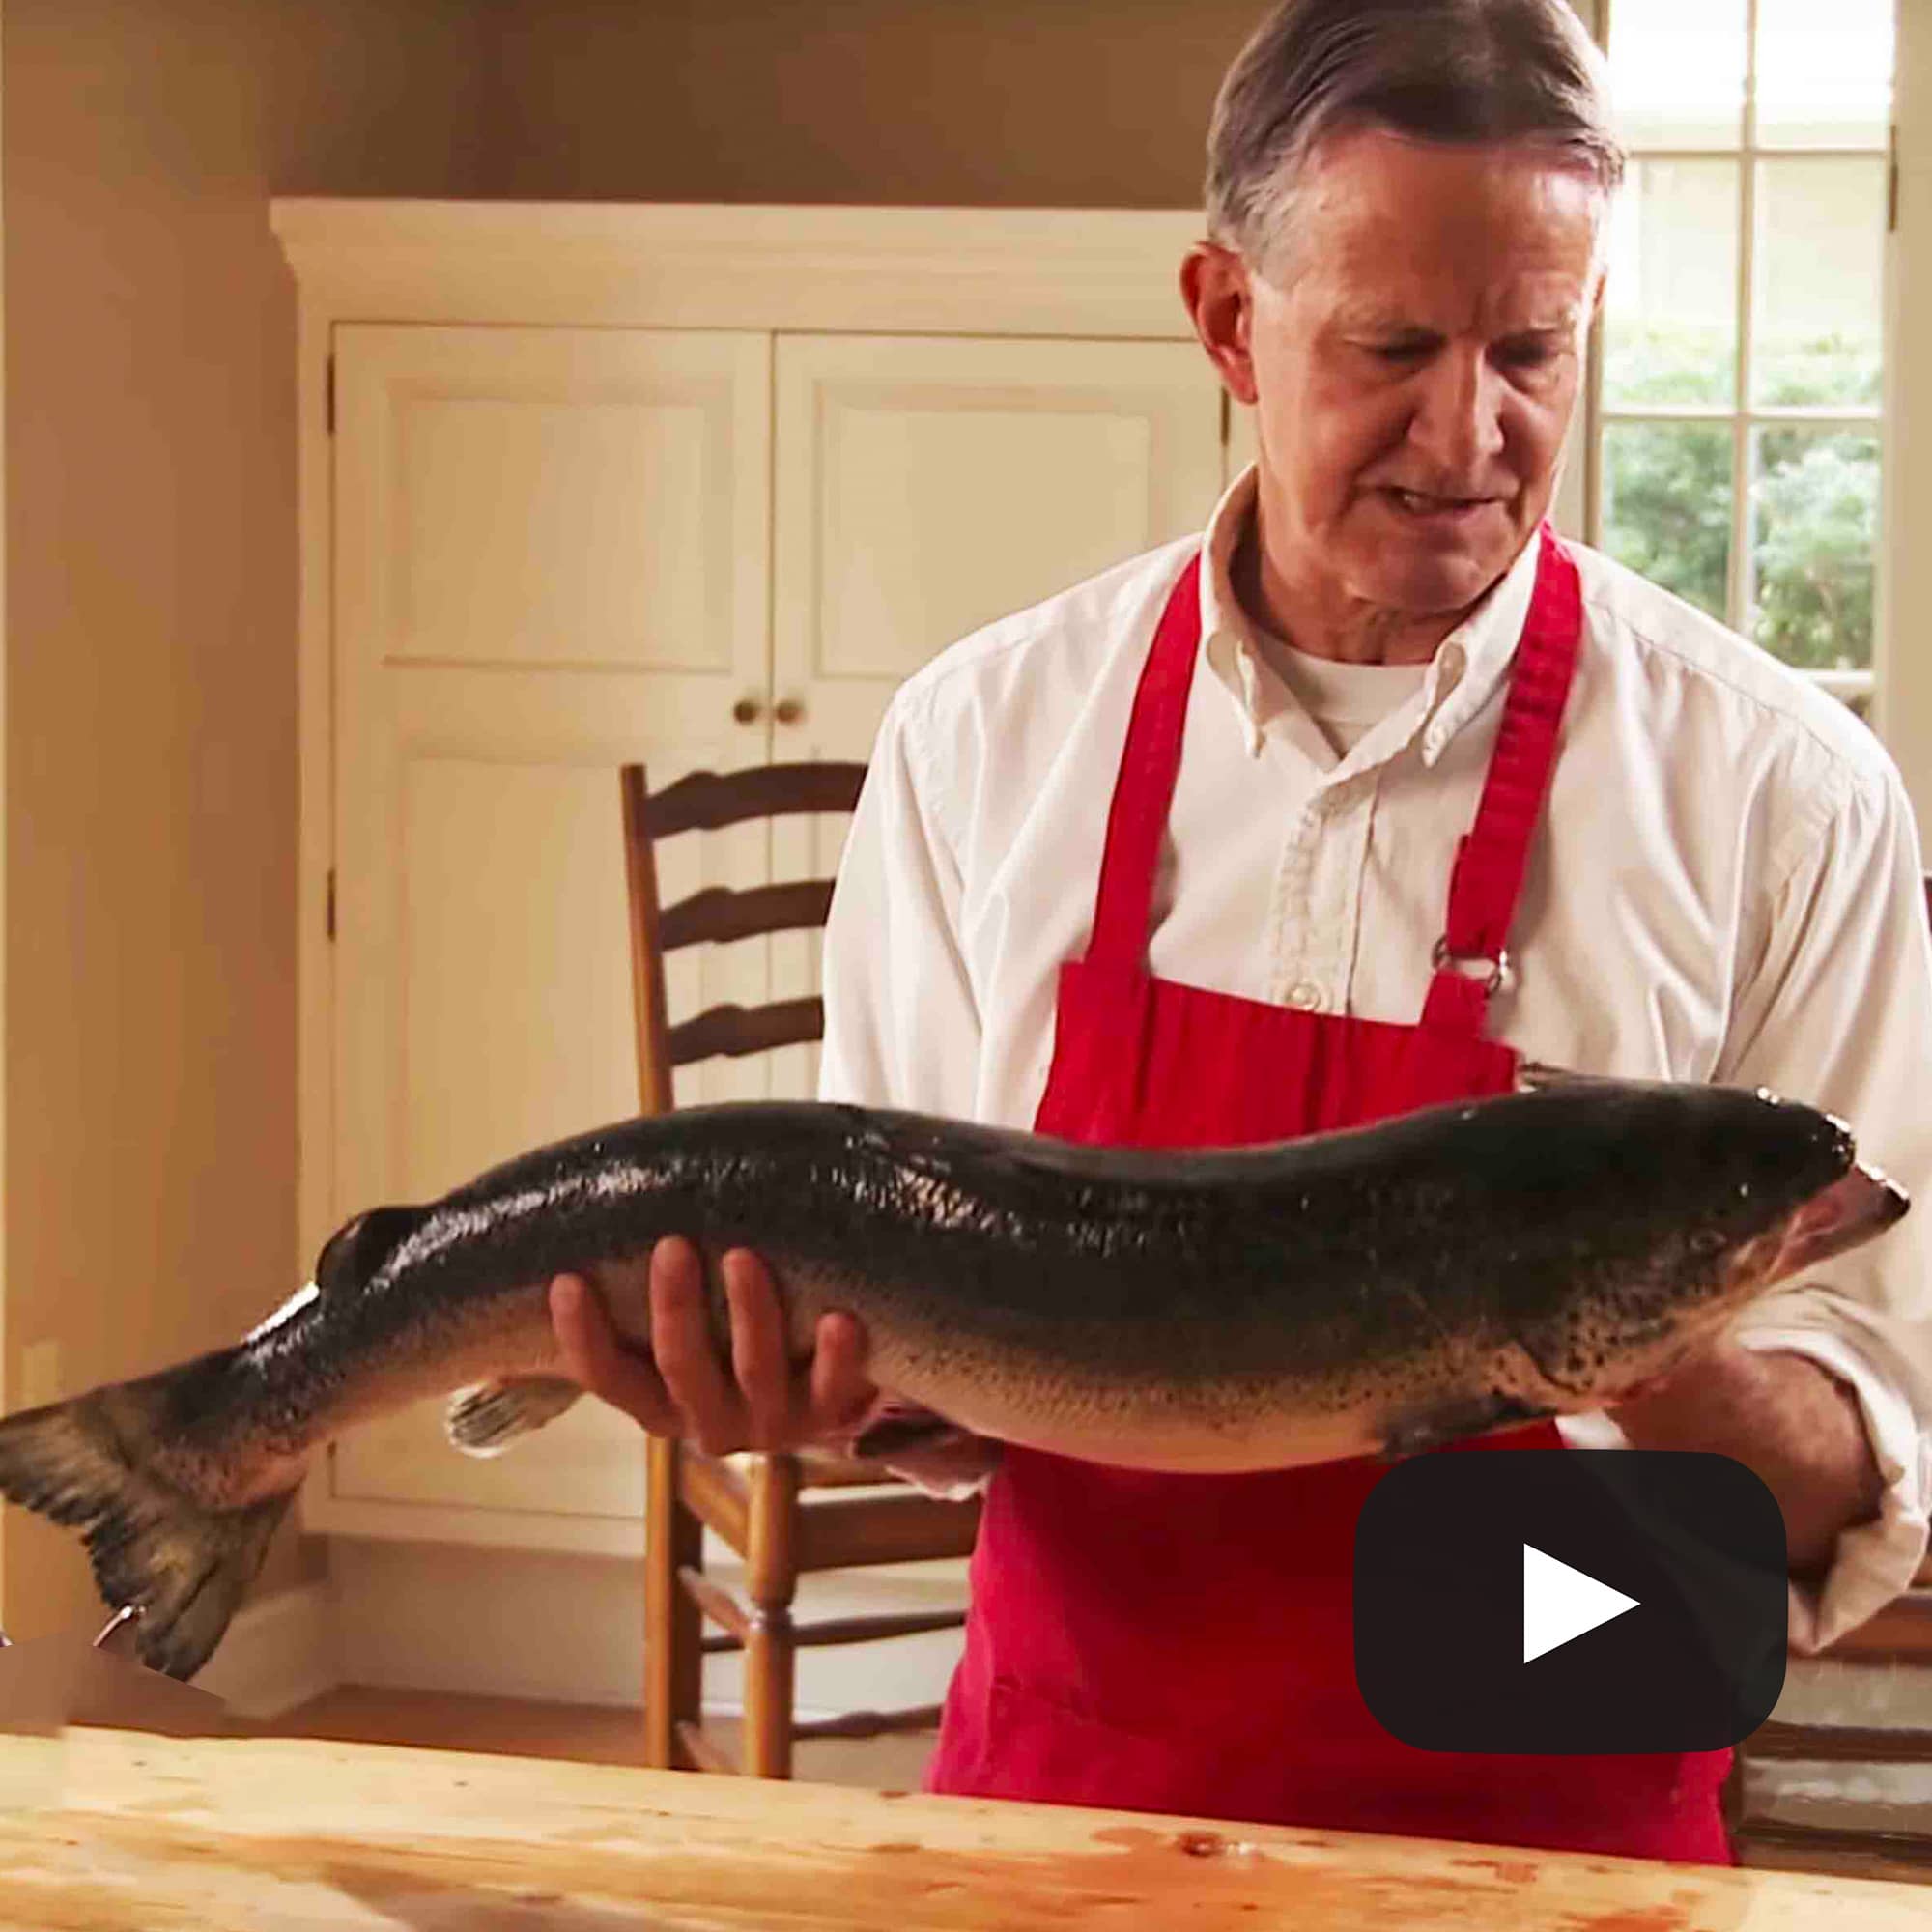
[{"xmin": 1406, "ymin": 351, "xmax": 1507, "ymax": 475}]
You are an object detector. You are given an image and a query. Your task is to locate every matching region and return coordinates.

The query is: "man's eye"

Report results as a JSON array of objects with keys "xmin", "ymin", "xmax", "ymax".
[
  {"xmin": 1496, "ymin": 340, "xmax": 1564, "ymax": 374},
  {"xmin": 1368, "ymin": 340, "xmax": 1434, "ymax": 364}
]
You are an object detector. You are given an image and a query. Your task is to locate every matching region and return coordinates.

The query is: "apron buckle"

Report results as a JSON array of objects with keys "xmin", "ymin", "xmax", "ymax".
[{"xmin": 1431, "ymin": 936, "xmax": 1514, "ymax": 996}]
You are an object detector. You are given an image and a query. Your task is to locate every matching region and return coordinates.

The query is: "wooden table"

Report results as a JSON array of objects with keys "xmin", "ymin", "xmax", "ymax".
[{"xmin": 3, "ymin": 1726, "xmax": 1930, "ymax": 1929}]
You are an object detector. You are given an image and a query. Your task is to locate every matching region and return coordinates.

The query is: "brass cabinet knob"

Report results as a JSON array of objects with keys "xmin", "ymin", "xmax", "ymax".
[
  {"xmin": 732, "ymin": 696, "xmax": 763, "ymax": 725},
  {"xmin": 774, "ymin": 696, "xmax": 805, "ymax": 725}
]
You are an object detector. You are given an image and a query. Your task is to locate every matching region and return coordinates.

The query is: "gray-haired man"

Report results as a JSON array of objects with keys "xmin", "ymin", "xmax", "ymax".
[{"xmin": 554, "ymin": 0, "xmax": 1932, "ymax": 1859}]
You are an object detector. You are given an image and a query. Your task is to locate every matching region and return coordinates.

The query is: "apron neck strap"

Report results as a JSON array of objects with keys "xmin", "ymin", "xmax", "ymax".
[
  {"xmin": 1420, "ymin": 524, "xmax": 1585, "ymax": 1037},
  {"xmin": 1086, "ymin": 554, "xmax": 1203, "ymax": 969},
  {"xmin": 1085, "ymin": 527, "xmax": 1587, "ymax": 1022}
]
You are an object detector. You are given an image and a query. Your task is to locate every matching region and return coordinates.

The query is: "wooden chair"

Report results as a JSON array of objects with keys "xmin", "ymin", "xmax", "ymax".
[{"xmin": 619, "ymin": 761, "xmax": 983, "ymax": 1779}]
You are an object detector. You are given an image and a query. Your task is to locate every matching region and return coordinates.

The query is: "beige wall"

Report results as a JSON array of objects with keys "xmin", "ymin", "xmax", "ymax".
[
  {"xmin": 483, "ymin": 0, "xmax": 1264, "ymax": 207},
  {"xmin": 2, "ymin": 0, "xmax": 490, "ymax": 1640},
  {"xmin": 477, "ymin": 1, "xmax": 1600, "ymax": 210}
]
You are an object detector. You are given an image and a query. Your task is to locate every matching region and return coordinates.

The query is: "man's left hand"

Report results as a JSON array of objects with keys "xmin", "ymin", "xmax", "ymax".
[{"xmin": 1609, "ymin": 1338, "xmax": 1885, "ymax": 1575}]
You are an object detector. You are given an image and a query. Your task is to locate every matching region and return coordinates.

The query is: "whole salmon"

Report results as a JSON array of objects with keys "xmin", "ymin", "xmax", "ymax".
[{"xmin": 0, "ymin": 1073, "xmax": 1905, "ymax": 1680}]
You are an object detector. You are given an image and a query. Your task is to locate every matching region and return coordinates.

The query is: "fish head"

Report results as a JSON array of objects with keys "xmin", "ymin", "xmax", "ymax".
[
  {"xmin": 1623, "ymin": 1082, "xmax": 1902, "ymax": 1293},
  {"xmin": 1505, "ymin": 1073, "xmax": 1904, "ymax": 1283},
  {"xmin": 1712, "ymin": 1121, "xmax": 1908, "ymax": 1293},
  {"xmin": 1484, "ymin": 1078, "xmax": 1907, "ymax": 1405}
]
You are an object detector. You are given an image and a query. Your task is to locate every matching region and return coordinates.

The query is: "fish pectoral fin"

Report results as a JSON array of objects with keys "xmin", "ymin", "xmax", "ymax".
[
  {"xmin": 445, "ymin": 1378, "xmax": 583, "ymax": 1457},
  {"xmin": 1378, "ymin": 1390, "xmax": 1553, "ymax": 1461}
]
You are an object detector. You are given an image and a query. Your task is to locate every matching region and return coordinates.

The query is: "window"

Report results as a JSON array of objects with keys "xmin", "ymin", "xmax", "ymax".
[{"xmin": 1588, "ymin": 0, "xmax": 1894, "ymax": 716}]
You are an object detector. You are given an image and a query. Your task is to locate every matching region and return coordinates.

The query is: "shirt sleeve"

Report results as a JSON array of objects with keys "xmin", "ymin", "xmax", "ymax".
[
  {"xmin": 817, "ymin": 684, "xmax": 1004, "ymax": 1498},
  {"xmin": 818, "ymin": 683, "xmax": 982, "ymax": 1119},
  {"xmin": 1711, "ymin": 756, "xmax": 1932, "ymax": 1650}
]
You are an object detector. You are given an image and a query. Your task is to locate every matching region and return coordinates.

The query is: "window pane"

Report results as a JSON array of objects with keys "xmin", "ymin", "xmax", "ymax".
[
  {"xmin": 1750, "ymin": 157, "xmax": 1886, "ymax": 407},
  {"xmin": 1607, "ymin": 0, "xmax": 1747, "ymax": 149},
  {"xmin": 1602, "ymin": 423, "xmax": 1733, "ymax": 622},
  {"xmin": 1749, "ymin": 428, "xmax": 1878, "ymax": 669},
  {"xmin": 1756, "ymin": 0, "xmax": 1892, "ymax": 149},
  {"xmin": 1604, "ymin": 160, "xmax": 1740, "ymax": 406}
]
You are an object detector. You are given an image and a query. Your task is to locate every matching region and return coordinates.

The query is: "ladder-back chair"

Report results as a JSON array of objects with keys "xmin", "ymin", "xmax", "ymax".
[{"xmin": 619, "ymin": 761, "xmax": 982, "ymax": 1779}]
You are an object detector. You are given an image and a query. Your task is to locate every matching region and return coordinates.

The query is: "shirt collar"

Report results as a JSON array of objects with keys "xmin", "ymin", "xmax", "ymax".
[{"xmin": 1197, "ymin": 463, "xmax": 1546, "ymax": 767}]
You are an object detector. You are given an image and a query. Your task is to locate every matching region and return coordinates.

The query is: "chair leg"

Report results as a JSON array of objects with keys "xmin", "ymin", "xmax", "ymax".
[
  {"xmin": 644, "ymin": 1433, "xmax": 702, "ymax": 1769},
  {"xmin": 741, "ymin": 1452, "xmax": 802, "ymax": 1779}
]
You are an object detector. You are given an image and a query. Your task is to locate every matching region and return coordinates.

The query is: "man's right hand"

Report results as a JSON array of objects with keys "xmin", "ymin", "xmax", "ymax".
[{"xmin": 548, "ymin": 1236, "xmax": 875, "ymax": 1456}]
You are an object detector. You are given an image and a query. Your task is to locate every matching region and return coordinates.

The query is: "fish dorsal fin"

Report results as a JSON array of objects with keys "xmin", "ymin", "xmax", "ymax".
[{"xmin": 312, "ymin": 1204, "xmax": 427, "ymax": 1295}]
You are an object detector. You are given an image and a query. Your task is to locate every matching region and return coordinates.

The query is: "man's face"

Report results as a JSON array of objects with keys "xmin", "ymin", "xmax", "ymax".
[{"xmin": 1199, "ymin": 128, "xmax": 1605, "ymax": 622}]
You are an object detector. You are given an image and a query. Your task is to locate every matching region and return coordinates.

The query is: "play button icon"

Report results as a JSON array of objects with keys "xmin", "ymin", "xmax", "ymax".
[
  {"xmin": 1354, "ymin": 1450, "xmax": 1787, "ymax": 1754},
  {"xmin": 1521, "ymin": 1543, "xmax": 1638, "ymax": 1662}
]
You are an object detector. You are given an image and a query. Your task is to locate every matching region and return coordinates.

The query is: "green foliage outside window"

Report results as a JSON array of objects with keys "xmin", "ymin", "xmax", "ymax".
[{"xmin": 1600, "ymin": 321, "xmax": 1880, "ymax": 672}]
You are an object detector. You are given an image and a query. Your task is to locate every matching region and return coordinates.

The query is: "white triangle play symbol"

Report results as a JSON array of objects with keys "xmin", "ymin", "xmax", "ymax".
[{"xmin": 1522, "ymin": 1543, "xmax": 1640, "ymax": 1663}]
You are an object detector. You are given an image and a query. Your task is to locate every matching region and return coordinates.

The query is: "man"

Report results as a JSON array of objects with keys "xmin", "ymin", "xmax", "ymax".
[{"xmin": 552, "ymin": 0, "xmax": 1932, "ymax": 1861}]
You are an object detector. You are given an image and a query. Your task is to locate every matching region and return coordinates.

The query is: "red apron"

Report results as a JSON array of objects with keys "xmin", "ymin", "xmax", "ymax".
[{"xmin": 925, "ymin": 526, "xmax": 1734, "ymax": 1863}]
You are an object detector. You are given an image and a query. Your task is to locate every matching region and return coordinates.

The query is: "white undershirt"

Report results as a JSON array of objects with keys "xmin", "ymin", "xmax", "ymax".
[{"xmin": 1253, "ymin": 629, "xmax": 1430, "ymax": 758}]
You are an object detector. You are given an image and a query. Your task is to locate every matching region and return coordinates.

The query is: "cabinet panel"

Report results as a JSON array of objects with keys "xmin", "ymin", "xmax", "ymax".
[
  {"xmin": 774, "ymin": 333, "xmax": 1226, "ymax": 725},
  {"xmin": 355, "ymin": 326, "xmax": 767, "ymax": 674}
]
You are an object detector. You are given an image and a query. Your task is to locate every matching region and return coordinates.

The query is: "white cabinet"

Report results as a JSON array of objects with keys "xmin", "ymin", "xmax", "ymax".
[
  {"xmin": 773, "ymin": 330, "xmax": 1227, "ymax": 750},
  {"xmin": 278, "ymin": 203, "xmax": 1231, "ymax": 1557}
]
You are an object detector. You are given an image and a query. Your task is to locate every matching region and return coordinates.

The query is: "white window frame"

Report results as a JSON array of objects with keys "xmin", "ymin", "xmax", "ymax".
[
  {"xmin": 1880, "ymin": 0, "xmax": 1932, "ymax": 841},
  {"xmin": 1581, "ymin": 0, "xmax": 1889, "ymax": 717}
]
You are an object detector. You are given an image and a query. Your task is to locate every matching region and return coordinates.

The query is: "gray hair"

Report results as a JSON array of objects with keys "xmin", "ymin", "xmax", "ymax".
[{"xmin": 1207, "ymin": 0, "xmax": 1626, "ymax": 274}]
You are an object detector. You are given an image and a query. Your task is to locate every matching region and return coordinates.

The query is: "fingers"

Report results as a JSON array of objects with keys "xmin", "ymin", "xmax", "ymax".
[
  {"xmin": 548, "ymin": 1273, "xmax": 681, "ymax": 1435},
  {"xmin": 648, "ymin": 1236, "xmax": 743, "ymax": 1454},
  {"xmin": 554, "ymin": 1241, "xmax": 878, "ymax": 1456},
  {"xmin": 723, "ymin": 1248, "xmax": 794, "ymax": 1451},
  {"xmin": 808, "ymin": 1309, "xmax": 875, "ymax": 1436}
]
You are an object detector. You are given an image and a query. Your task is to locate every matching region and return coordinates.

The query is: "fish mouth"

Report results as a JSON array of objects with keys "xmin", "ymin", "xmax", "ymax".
[{"xmin": 1756, "ymin": 1159, "xmax": 1909, "ymax": 1284}]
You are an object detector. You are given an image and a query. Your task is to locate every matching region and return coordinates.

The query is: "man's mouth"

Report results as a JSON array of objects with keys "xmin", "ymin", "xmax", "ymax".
[{"xmin": 1382, "ymin": 486, "xmax": 1499, "ymax": 520}]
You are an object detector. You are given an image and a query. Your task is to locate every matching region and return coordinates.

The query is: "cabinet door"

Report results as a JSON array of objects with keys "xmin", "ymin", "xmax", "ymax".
[
  {"xmin": 330, "ymin": 325, "xmax": 771, "ymax": 1522},
  {"xmin": 765, "ymin": 333, "xmax": 1227, "ymax": 1096}
]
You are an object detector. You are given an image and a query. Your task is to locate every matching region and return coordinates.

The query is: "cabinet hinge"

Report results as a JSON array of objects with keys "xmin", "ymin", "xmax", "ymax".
[
  {"xmin": 1889, "ymin": 125, "xmax": 1901, "ymax": 235},
  {"xmin": 326, "ymin": 867, "xmax": 337, "ymax": 942},
  {"xmin": 326, "ymin": 355, "xmax": 336, "ymax": 435}
]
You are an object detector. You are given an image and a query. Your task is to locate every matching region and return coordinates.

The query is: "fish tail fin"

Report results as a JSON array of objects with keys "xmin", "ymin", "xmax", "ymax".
[{"xmin": 0, "ymin": 1363, "xmax": 296, "ymax": 1681}]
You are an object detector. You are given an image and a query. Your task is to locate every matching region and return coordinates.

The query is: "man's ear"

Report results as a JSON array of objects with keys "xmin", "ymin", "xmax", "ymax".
[{"xmin": 1180, "ymin": 242, "xmax": 1260, "ymax": 408}]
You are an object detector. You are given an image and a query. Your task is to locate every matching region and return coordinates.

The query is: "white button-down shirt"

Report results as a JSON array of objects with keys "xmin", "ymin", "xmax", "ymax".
[{"xmin": 819, "ymin": 465, "xmax": 1932, "ymax": 1652}]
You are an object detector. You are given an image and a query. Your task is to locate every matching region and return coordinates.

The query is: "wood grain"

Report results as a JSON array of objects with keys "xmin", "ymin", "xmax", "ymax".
[{"xmin": 2, "ymin": 1727, "xmax": 1930, "ymax": 1930}]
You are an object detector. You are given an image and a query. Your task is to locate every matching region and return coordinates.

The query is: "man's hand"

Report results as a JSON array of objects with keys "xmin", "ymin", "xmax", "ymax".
[
  {"xmin": 548, "ymin": 1236, "xmax": 875, "ymax": 1455},
  {"xmin": 1609, "ymin": 1337, "xmax": 1885, "ymax": 1575}
]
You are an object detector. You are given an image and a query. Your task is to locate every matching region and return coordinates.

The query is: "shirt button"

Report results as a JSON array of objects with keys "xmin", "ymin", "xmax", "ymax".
[{"xmin": 1287, "ymin": 980, "xmax": 1323, "ymax": 1011}]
